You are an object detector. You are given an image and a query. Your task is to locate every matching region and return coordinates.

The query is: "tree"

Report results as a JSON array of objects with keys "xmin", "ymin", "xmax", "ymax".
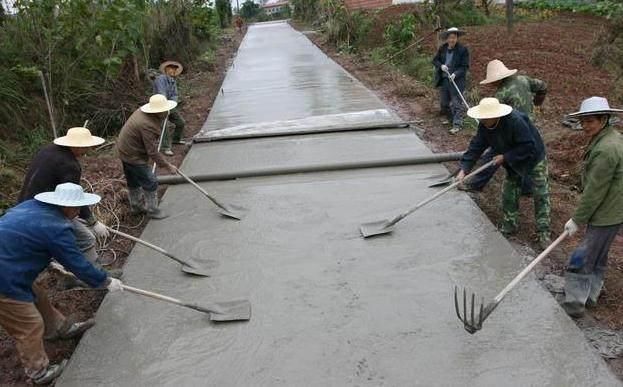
[
  {"xmin": 240, "ymin": 0, "xmax": 260, "ymax": 19},
  {"xmin": 215, "ymin": 0, "xmax": 232, "ymax": 28}
]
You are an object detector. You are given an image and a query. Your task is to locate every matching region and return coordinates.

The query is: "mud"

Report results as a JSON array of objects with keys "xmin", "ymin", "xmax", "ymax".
[{"xmin": 57, "ymin": 21, "xmax": 620, "ymax": 386}]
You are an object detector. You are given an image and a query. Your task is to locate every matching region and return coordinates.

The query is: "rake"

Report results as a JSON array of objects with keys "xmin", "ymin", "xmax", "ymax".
[{"xmin": 454, "ymin": 231, "xmax": 568, "ymax": 334}]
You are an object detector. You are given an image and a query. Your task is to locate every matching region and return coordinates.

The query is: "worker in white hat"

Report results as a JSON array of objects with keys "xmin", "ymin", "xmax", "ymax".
[
  {"xmin": 561, "ymin": 97, "xmax": 623, "ymax": 317},
  {"xmin": 461, "ymin": 59, "xmax": 548, "ymax": 193},
  {"xmin": 457, "ymin": 97, "xmax": 551, "ymax": 249},
  {"xmin": 153, "ymin": 60, "xmax": 185, "ymax": 156},
  {"xmin": 18, "ymin": 127, "xmax": 110, "ymax": 265},
  {"xmin": 432, "ymin": 27, "xmax": 470, "ymax": 134},
  {"xmin": 0, "ymin": 183, "xmax": 123, "ymax": 384},
  {"xmin": 116, "ymin": 94, "xmax": 178, "ymax": 219}
]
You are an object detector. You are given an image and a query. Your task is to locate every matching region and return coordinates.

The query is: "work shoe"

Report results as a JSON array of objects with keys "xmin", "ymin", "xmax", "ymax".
[
  {"xmin": 144, "ymin": 190, "xmax": 169, "ymax": 220},
  {"xmin": 449, "ymin": 125, "xmax": 462, "ymax": 135},
  {"xmin": 562, "ymin": 301, "xmax": 585, "ymax": 318},
  {"xmin": 32, "ymin": 360, "xmax": 67, "ymax": 385},
  {"xmin": 163, "ymin": 149, "xmax": 174, "ymax": 156},
  {"xmin": 172, "ymin": 139, "xmax": 186, "ymax": 145},
  {"xmin": 59, "ymin": 318, "xmax": 96, "ymax": 339},
  {"xmin": 127, "ymin": 188, "xmax": 146, "ymax": 215}
]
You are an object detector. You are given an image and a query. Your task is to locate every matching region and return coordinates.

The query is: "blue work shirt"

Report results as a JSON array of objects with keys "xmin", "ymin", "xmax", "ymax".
[
  {"xmin": 153, "ymin": 74, "xmax": 178, "ymax": 102},
  {"xmin": 0, "ymin": 200, "xmax": 108, "ymax": 302},
  {"xmin": 460, "ymin": 110, "xmax": 546, "ymax": 178}
]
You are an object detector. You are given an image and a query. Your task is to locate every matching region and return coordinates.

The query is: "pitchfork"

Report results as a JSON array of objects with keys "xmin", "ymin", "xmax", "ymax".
[{"xmin": 454, "ymin": 231, "xmax": 569, "ymax": 334}]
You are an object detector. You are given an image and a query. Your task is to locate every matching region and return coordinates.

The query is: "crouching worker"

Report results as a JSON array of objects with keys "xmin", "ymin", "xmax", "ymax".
[
  {"xmin": 562, "ymin": 97, "xmax": 623, "ymax": 317},
  {"xmin": 457, "ymin": 98, "xmax": 551, "ymax": 249},
  {"xmin": 116, "ymin": 94, "xmax": 178, "ymax": 219},
  {"xmin": 0, "ymin": 183, "xmax": 124, "ymax": 384}
]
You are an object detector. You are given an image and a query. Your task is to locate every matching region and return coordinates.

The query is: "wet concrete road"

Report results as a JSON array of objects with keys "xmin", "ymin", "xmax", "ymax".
[{"xmin": 58, "ymin": 21, "xmax": 620, "ymax": 386}]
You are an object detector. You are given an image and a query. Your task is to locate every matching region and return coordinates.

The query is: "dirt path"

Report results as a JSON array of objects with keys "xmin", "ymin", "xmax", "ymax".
[
  {"xmin": 293, "ymin": 13, "xmax": 623, "ymax": 379},
  {"xmin": 0, "ymin": 28, "xmax": 245, "ymax": 386}
]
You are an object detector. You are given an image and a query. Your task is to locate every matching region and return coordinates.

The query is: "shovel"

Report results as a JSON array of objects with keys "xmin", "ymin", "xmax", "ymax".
[
  {"xmin": 122, "ymin": 284, "xmax": 252, "ymax": 322},
  {"xmin": 175, "ymin": 167, "xmax": 247, "ymax": 220},
  {"xmin": 106, "ymin": 226, "xmax": 217, "ymax": 277},
  {"xmin": 454, "ymin": 231, "xmax": 569, "ymax": 334},
  {"xmin": 360, "ymin": 160, "xmax": 496, "ymax": 238},
  {"xmin": 428, "ymin": 168, "xmax": 459, "ymax": 188},
  {"xmin": 152, "ymin": 111, "xmax": 170, "ymax": 174}
]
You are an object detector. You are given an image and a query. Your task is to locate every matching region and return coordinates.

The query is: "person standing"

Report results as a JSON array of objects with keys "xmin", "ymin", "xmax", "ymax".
[
  {"xmin": 457, "ymin": 98, "xmax": 551, "ymax": 249},
  {"xmin": 463, "ymin": 59, "xmax": 548, "ymax": 192},
  {"xmin": 116, "ymin": 94, "xmax": 178, "ymax": 219},
  {"xmin": 153, "ymin": 60, "xmax": 185, "ymax": 156},
  {"xmin": 0, "ymin": 183, "xmax": 123, "ymax": 384},
  {"xmin": 432, "ymin": 27, "xmax": 470, "ymax": 134},
  {"xmin": 561, "ymin": 97, "xmax": 623, "ymax": 317}
]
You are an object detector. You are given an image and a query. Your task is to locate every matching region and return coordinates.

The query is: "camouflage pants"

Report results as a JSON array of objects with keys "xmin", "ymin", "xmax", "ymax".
[{"xmin": 501, "ymin": 158, "xmax": 551, "ymax": 235}]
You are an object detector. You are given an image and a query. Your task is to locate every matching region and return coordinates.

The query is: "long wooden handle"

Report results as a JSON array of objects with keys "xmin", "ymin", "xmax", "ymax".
[
  {"xmin": 122, "ymin": 284, "xmax": 224, "ymax": 314},
  {"xmin": 152, "ymin": 111, "xmax": 170, "ymax": 173},
  {"xmin": 175, "ymin": 168, "xmax": 227, "ymax": 210},
  {"xmin": 442, "ymin": 68, "xmax": 471, "ymax": 110},
  {"xmin": 493, "ymin": 231, "xmax": 569, "ymax": 304},
  {"xmin": 105, "ymin": 226, "xmax": 186, "ymax": 266},
  {"xmin": 387, "ymin": 160, "xmax": 497, "ymax": 227}
]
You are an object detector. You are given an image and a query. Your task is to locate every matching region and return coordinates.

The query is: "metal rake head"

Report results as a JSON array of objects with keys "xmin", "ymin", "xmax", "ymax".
[{"xmin": 454, "ymin": 286, "xmax": 485, "ymax": 334}]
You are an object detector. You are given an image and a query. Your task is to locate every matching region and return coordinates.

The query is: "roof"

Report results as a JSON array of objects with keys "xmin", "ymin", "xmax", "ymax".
[{"xmin": 262, "ymin": 0, "xmax": 288, "ymax": 7}]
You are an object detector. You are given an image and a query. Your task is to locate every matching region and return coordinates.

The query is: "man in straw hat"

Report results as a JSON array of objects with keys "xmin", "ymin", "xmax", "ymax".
[
  {"xmin": 154, "ymin": 60, "xmax": 185, "ymax": 156},
  {"xmin": 0, "ymin": 183, "xmax": 124, "ymax": 384},
  {"xmin": 457, "ymin": 97, "xmax": 551, "ymax": 249},
  {"xmin": 461, "ymin": 59, "xmax": 548, "ymax": 193},
  {"xmin": 116, "ymin": 94, "xmax": 178, "ymax": 219},
  {"xmin": 432, "ymin": 27, "xmax": 470, "ymax": 134},
  {"xmin": 560, "ymin": 96, "xmax": 623, "ymax": 317},
  {"xmin": 18, "ymin": 127, "xmax": 110, "ymax": 265}
]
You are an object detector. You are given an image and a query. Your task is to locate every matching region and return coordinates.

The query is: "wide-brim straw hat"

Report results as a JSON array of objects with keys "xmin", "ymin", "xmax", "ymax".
[
  {"xmin": 480, "ymin": 59, "xmax": 518, "ymax": 85},
  {"xmin": 140, "ymin": 94, "xmax": 177, "ymax": 114},
  {"xmin": 441, "ymin": 27, "xmax": 465, "ymax": 39},
  {"xmin": 568, "ymin": 96, "xmax": 623, "ymax": 117},
  {"xmin": 467, "ymin": 97, "xmax": 513, "ymax": 120},
  {"xmin": 53, "ymin": 127, "xmax": 105, "ymax": 147},
  {"xmin": 35, "ymin": 182, "xmax": 101, "ymax": 207},
  {"xmin": 159, "ymin": 60, "xmax": 183, "ymax": 76}
]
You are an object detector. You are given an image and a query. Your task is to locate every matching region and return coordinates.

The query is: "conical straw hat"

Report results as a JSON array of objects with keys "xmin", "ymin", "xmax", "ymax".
[
  {"xmin": 467, "ymin": 97, "xmax": 513, "ymax": 120},
  {"xmin": 480, "ymin": 59, "xmax": 518, "ymax": 85}
]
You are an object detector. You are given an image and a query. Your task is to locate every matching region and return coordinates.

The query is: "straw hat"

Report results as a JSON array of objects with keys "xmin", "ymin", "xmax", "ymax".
[
  {"xmin": 53, "ymin": 127, "xmax": 105, "ymax": 148},
  {"xmin": 467, "ymin": 98, "xmax": 513, "ymax": 120},
  {"xmin": 140, "ymin": 94, "xmax": 177, "ymax": 114},
  {"xmin": 159, "ymin": 60, "xmax": 183, "ymax": 76},
  {"xmin": 479, "ymin": 59, "xmax": 518, "ymax": 85},
  {"xmin": 35, "ymin": 183, "xmax": 101, "ymax": 207},
  {"xmin": 568, "ymin": 96, "xmax": 623, "ymax": 117},
  {"xmin": 441, "ymin": 27, "xmax": 465, "ymax": 39}
]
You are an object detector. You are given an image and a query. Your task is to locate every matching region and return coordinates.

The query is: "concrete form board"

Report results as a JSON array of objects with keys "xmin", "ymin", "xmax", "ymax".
[{"xmin": 58, "ymin": 21, "xmax": 620, "ymax": 386}]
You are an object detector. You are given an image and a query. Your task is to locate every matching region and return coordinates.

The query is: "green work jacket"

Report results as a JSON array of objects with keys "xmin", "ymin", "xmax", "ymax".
[{"xmin": 495, "ymin": 75, "xmax": 547, "ymax": 119}]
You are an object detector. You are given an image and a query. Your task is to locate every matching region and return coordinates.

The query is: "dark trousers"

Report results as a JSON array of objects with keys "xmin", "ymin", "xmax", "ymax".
[
  {"xmin": 469, "ymin": 148, "xmax": 533, "ymax": 194},
  {"xmin": 121, "ymin": 161, "xmax": 158, "ymax": 192},
  {"xmin": 439, "ymin": 78, "xmax": 465, "ymax": 127},
  {"xmin": 162, "ymin": 109, "xmax": 185, "ymax": 149}
]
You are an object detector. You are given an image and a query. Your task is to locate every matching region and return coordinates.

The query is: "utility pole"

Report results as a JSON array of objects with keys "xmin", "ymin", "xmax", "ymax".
[
  {"xmin": 506, "ymin": 0, "xmax": 514, "ymax": 33},
  {"xmin": 237, "ymin": 0, "xmax": 240, "ymax": 14}
]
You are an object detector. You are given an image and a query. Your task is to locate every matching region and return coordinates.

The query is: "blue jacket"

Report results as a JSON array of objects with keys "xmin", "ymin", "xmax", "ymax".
[
  {"xmin": 0, "ymin": 200, "xmax": 108, "ymax": 302},
  {"xmin": 432, "ymin": 42, "xmax": 470, "ymax": 90},
  {"xmin": 460, "ymin": 110, "xmax": 546, "ymax": 178},
  {"xmin": 153, "ymin": 74, "xmax": 178, "ymax": 102}
]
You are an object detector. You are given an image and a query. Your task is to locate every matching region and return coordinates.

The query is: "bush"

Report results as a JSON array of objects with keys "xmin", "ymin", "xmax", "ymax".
[
  {"xmin": 399, "ymin": 54, "xmax": 434, "ymax": 85},
  {"xmin": 322, "ymin": 0, "xmax": 373, "ymax": 52},
  {"xmin": 519, "ymin": 0, "xmax": 623, "ymax": 18}
]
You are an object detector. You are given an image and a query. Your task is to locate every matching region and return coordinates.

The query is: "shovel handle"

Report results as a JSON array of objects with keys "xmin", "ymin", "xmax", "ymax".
[
  {"xmin": 493, "ymin": 231, "xmax": 569, "ymax": 304},
  {"xmin": 105, "ymin": 226, "xmax": 187, "ymax": 266},
  {"xmin": 174, "ymin": 168, "xmax": 228, "ymax": 210},
  {"xmin": 152, "ymin": 111, "xmax": 170, "ymax": 173},
  {"xmin": 122, "ymin": 285, "xmax": 224, "ymax": 314},
  {"xmin": 387, "ymin": 160, "xmax": 497, "ymax": 227},
  {"xmin": 442, "ymin": 68, "xmax": 471, "ymax": 111}
]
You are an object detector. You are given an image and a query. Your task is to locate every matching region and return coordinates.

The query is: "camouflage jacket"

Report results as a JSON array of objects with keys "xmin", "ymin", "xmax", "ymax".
[{"xmin": 495, "ymin": 75, "xmax": 547, "ymax": 119}]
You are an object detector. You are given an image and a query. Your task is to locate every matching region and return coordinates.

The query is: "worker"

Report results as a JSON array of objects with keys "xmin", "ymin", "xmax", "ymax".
[
  {"xmin": 432, "ymin": 27, "xmax": 470, "ymax": 134},
  {"xmin": 457, "ymin": 98, "xmax": 551, "ymax": 249},
  {"xmin": 18, "ymin": 127, "xmax": 109, "ymax": 264},
  {"xmin": 153, "ymin": 60, "xmax": 185, "ymax": 156},
  {"xmin": 0, "ymin": 183, "xmax": 124, "ymax": 385},
  {"xmin": 561, "ymin": 97, "xmax": 623, "ymax": 317},
  {"xmin": 461, "ymin": 59, "xmax": 548, "ymax": 193},
  {"xmin": 117, "ymin": 94, "xmax": 178, "ymax": 219}
]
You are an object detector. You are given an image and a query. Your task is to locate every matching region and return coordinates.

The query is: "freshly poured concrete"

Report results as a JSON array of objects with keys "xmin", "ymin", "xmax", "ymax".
[{"xmin": 58, "ymin": 21, "xmax": 620, "ymax": 386}]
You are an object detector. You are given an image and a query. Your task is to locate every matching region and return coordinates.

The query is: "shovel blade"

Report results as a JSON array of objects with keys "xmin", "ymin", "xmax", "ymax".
[
  {"xmin": 217, "ymin": 204, "xmax": 247, "ymax": 220},
  {"xmin": 359, "ymin": 220, "xmax": 394, "ymax": 238},
  {"xmin": 210, "ymin": 300, "xmax": 252, "ymax": 322},
  {"xmin": 181, "ymin": 258, "xmax": 220, "ymax": 277},
  {"xmin": 428, "ymin": 177, "xmax": 454, "ymax": 188}
]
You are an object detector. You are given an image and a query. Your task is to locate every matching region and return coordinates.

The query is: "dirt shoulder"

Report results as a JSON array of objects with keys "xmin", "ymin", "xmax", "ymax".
[
  {"xmin": 0, "ymin": 28, "xmax": 245, "ymax": 385},
  {"xmin": 293, "ymin": 13, "xmax": 623, "ymax": 378}
]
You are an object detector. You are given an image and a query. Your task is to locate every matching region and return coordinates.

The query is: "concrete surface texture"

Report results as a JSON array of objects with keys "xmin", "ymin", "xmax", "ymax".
[{"xmin": 58, "ymin": 21, "xmax": 621, "ymax": 386}]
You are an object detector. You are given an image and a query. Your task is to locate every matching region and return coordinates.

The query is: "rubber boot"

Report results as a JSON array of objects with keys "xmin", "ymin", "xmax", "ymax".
[
  {"xmin": 32, "ymin": 360, "xmax": 67, "ymax": 385},
  {"xmin": 128, "ymin": 188, "xmax": 146, "ymax": 215},
  {"xmin": 562, "ymin": 272, "xmax": 591, "ymax": 318},
  {"xmin": 586, "ymin": 273, "xmax": 604, "ymax": 307},
  {"xmin": 145, "ymin": 190, "xmax": 168, "ymax": 220}
]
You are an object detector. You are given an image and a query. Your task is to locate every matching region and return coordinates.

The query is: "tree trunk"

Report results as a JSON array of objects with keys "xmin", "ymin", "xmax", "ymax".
[{"xmin": 506, "ymin": 0, "xmax": 513, "ymax": 33}]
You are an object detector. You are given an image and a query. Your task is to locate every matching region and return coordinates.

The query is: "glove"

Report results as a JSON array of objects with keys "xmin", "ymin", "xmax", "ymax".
[
  {"xmin": 107, "ymin": 278, "xmax": 124, "ymax": 292},
  {"xmin": 90, "ymin": 221, "xmax": 109, "ymax": 239},
  {"xmin": 441, "ymin": 64, "xmax": 449, "ymax": 72},
  {"xmin": 449, "ymin": 73, "xmax": 456, "ymax": 81},
  {"xmin": 167, "ymin": 162, "xmax": 178, "ymax": 175},
  {"xmin": 564, "ymin": 218, "xmax": 579, "ymax": 236}
]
